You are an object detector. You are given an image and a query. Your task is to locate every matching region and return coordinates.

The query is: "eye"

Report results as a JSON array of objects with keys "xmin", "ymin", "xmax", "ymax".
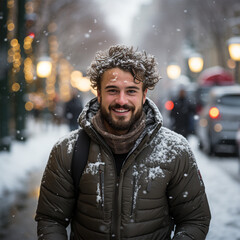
[
  {"xmin": 107, "ymin": 89, "xmax": 118, "ymax": 94},
  {"xmin": 127, "ymin": 90, "xmax": 137, "ymax": 95}
]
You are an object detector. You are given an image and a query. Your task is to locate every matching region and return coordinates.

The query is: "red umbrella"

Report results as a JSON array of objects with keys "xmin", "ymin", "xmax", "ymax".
[{"xmin": 197, "ymin": 66, "xmax": 234, "ymax": 86}]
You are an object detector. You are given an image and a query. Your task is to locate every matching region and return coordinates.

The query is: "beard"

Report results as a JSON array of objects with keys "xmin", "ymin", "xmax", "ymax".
[{"xmin": 100, "ymin": 100, "xmax": 143, "ymax": 132}]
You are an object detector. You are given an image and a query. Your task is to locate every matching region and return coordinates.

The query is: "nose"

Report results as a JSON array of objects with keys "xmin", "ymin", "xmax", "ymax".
[{"xmin": 115, "ymin": 91, "xmax": 128, "ymax": 106}]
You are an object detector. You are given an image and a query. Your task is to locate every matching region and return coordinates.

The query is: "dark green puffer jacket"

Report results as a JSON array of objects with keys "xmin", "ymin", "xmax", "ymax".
[{"xmin": 35, "ymin": 97, "xmax": 211, "ymax": 240}]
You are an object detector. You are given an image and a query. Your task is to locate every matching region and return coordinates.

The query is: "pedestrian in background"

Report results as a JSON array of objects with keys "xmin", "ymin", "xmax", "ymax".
[
  {"xmin": 35, "ymin": 45, "xmax": 211, "ymax": 240},
  {"xmin": 170, "ymin": 88, "xmax": 194, "ymax": 138},
  {"xmin": 64, "ymin": 88, "xmax": 83, "ymax": 131}
]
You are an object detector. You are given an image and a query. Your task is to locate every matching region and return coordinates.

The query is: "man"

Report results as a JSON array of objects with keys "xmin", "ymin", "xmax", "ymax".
[{"xmin": 35, "ymin": 45, "xmax": 211, "ymax": 240}]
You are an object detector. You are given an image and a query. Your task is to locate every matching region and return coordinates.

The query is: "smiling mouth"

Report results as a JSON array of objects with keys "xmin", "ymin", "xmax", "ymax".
[
  {"xmin": 112, "ymin": 108, "xmax": 130, "ymax": 114},
  {"xmin": 110, "ymin": 104, "xmax": 133, "ymax": 115}
]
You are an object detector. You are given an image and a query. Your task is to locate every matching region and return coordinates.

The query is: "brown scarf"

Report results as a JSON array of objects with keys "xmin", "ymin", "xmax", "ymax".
[{"xmin": 92, "ymin": 110, "xmax": 146, "ymax": 154}]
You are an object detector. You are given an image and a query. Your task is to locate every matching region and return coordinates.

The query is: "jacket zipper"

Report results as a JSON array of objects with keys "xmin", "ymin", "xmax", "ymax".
[
  {"xmin": 130, "ymin": 176, "xmax": 136, "ymax": 217},
  {"xmin": 99, "ymin": 167, "xmax": 104, "ymax": 209}
]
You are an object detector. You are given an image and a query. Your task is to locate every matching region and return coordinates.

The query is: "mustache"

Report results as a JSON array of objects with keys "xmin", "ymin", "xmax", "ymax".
[{"xmin": 109, "ymin": 104, "xmax": 134, "ymax": 110}]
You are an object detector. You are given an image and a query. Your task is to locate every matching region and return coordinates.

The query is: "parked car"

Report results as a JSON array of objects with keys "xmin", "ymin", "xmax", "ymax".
[
  {"xmin": 195, "ymin": 66, "xmax": 235, "ymax": 113},
  {"xmin": 196, "ymin": 85, "xmax": 240, "ymax": 155},
  {"xmin": 236, "ymin": 125, "xmax": 240, "ymax": 158}
]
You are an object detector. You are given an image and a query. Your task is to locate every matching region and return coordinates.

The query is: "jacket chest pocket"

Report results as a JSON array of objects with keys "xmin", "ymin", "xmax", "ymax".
[
  {"xmin": 129, "ymin": 173, "xmax": 169, "ymax": 220},
  {"xmin": 79, "ymin": 162, "xmax": 106, "ymax": 207},
  {"xmin": 130, "ymin": 176, "xmax": 153, "ymax": 217}
]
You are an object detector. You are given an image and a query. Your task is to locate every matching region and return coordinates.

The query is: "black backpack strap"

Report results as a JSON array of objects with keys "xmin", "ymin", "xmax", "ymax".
[{"xmin": 71, "ymin": 129, "xmax": 90, "ymax": 198}]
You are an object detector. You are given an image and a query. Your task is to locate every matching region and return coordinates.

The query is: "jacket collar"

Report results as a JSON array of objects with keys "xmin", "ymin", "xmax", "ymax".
[{"xmin": 78, "ymin": 97, "xmax": 163, "ymax": 141}]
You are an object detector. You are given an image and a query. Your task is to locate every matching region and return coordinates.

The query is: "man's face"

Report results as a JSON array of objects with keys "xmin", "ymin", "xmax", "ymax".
[{"xmin": 97, "ymin": 68, "xmax": 147, "ymax": 135}]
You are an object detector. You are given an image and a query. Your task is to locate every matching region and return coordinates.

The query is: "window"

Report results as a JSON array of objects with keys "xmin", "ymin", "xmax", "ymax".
[{"xmin": 218, "ymin": 94, "xmax": 240, "ymax": 106}]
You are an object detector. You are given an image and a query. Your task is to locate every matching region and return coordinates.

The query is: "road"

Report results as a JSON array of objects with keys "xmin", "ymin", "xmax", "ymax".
[
  {"xmin": 209, "ymin": 154, "xmax": 240, "ymax": 183},
  {"xmin": 0, "ymin": 135, "xmax": 239, "ymax": 240}
]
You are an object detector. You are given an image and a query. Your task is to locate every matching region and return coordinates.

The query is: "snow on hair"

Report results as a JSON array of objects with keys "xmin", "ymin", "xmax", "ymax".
[{"xmin": 87, "ymin": 45, "xmax": 161, "ymax": 90}]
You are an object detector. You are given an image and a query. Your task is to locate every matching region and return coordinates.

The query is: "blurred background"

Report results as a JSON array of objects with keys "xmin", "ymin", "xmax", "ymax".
[{"xmin": 1, "ymin": 0, "xmax": 240, "ymax": 239}]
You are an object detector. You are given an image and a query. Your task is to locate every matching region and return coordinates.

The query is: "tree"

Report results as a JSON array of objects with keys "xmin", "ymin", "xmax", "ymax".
[
  {"xmin": 0, "ymin": 0, "xmax": 11, "ymax": 150},
  {"xmin": 183, "ymin": 0, "xmax": 239, "ymax": 67},
  {"xmin": 34, "ymin": 0, "xmax": 118, "ymax": 72}
]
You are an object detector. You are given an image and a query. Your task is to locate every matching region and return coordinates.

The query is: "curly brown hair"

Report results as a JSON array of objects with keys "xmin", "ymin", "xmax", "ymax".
[{"xmin": 87, "ymin": 45, "xmax": 161, "ymax": 91}]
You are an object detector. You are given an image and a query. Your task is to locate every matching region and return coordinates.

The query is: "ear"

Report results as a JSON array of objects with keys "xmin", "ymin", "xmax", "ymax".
[
  {"xmin": 97, "ymin": 89, "xmax": 101, "ymax": 103},
  {"xmin": 143, "ymin": 89, "xmax": 147, "ymax": 104}
]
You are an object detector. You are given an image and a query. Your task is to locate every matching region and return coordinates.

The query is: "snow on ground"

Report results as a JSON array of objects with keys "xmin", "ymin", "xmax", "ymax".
[
  {"xmin": 0, "ymin": 118, "xmax": 69, "ymax": 197},
  {"xmin": 0, "ymin": 120, "xmax": 240, "ymax": 239}
]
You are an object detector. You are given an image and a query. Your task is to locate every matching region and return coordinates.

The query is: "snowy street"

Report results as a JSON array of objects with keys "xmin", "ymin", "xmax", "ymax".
[
  {"xmin": 1, "ymin": 0, "xmax": 239, "ymax": 239},
  {"xmin": 0, "ymin": 119, "xmax": 240, "ymax": 240}
]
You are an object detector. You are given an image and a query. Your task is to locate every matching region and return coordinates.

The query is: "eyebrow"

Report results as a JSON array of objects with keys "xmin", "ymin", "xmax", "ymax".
[{"xmin": 105, "ymin": 85, "xmax": 141, "ymax": 90}]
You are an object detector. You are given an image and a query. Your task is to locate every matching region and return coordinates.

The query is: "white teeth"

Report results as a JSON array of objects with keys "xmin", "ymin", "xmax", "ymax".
[{"xmin": 114, "ymin": 109, "xmax": 128, "ymax": 113}]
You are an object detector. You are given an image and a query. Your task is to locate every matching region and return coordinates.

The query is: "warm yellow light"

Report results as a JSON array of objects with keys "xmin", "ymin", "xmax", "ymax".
[
  {"xmin": 167, "ymin": 64, "xmax": 181, "ymax": 79},
  {"xmin": 24, "ymin": 57, "xmax": 32, "ymax": 65},
  {"xmin": 70, "ymin": 70, "xmax": 83, "ymax": 88},
  {"xmin": 7, "ymin": 22, "xmax": 15, "ymax": 31},
  {"xmin": 228, "ymin": 37, "xmax": 240, "ymax": 61},
  {"xmin": 24, "ymin": 36, "xmax": 33, "ymax": 43},
  {"xmin": 37, "ymin": 59, "xmax": 52, "ymax": 78},
  {"xmin": 12, "ymin": 83, "xmax": 20, "ymax": 92},
  {"xmin": 25, "ymin": 101, "xmax": 34, "ymax": 111},
  {"xmin": 10, "ymin": 38, "xmax": 18, "ymax": 47},
  {"xmin": 76, "ymin": 77, "xmax": 91, "ymax": 92},
  {"xmin": 188, "ymin": 56, "xmax": 204, "ymax": 73},
  {"xmin": 14, "ymin": 52, "xmax": 21, "ymax": 60},
  {"xmin": 24, "ymin": 36, "xmax": 33, "ymax": 51},
  {"xmin": 228, "ymin": 44, "xmax": 240, "ymax": 61},
  {"xmin": 12, "ymin": 44, "xmax": 20, "ymax": 52}
]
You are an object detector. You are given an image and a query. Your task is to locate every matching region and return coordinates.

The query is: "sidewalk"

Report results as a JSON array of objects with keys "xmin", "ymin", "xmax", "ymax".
[
  {"xmin": 0, "ymin": 119, "xmax": 69, "ymax": 239},
  {"xmin": 0, "ymin": 119, "xmax": 69, "ymax": 198}
]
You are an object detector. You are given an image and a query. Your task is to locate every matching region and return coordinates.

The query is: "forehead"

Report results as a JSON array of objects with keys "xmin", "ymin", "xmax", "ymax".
[{"xmin": 101, "ymin": 68, "xmax": 142, "ymax": 87}]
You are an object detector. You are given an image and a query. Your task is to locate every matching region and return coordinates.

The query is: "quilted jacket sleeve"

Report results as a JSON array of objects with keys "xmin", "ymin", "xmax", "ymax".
[
  {"xmin": 35, "ymin": 137, "xmax": 76, "ymax": 240},
  {"xmin": 167, "ymin": 141, "xmax": 211, "ymax": 240}
]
